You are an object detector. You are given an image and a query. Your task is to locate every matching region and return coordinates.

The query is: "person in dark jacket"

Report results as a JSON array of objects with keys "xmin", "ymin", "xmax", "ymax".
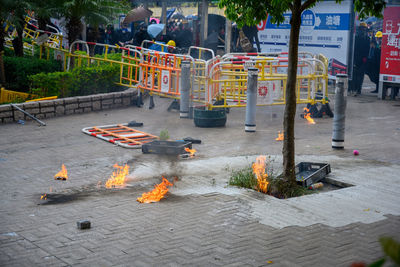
[
  {"xmin": 242, "ymin": 24, "xmax": 261, "ymax": 52},
  {"xmin": 352, "ymin": 23, "xmax": 370, "ymax": 95},
  {"xmin": 175, "ymin": 22, "xmax": 193, "ymax": 52},
  {"xmin": 368, "ymin": 31, "xmax": 382, "ymax": 93},
  {"xmin": 124, "ymin": 23, "xmax": 150, "ymax": 47}
]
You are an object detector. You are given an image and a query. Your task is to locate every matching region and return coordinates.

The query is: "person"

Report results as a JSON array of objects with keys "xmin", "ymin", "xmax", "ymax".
[
  {"xmin": 124, "ymin": 23, "xmax": 150, "ymax": 47},
  {"xmin": 204, "ymin": 28, "xmax": 221, "ymax": 56},
  {"xmin": 367, "ymin": 31, "xmax": 382, "ymax": 93},
  {"xmin": 175, "ymin": 21, "xmax": 193, "ymax": 52},
  {"xmin": 166, "ymin": 40, "xmax": 176, "ymax": 53},
  {"xmin": 351, "ymin": 22, "xmax": 370, "ymax": 96},
  {"xmin": 242, "ymin": 24, "xmax": 261, "ymax": 52}
]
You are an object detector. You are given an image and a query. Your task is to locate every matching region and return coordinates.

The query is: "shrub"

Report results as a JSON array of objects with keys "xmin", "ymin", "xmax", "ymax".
[
  {"xmin": 29, "ymin": 64, "xmax": 121, "ymax": 97},
  {"xmin": 229, "ymin": 166, "xmax": 258, "ymax": 189},
  {"xmin": 4, "ymin": 56, "xmax": 61, "ymax": 92}
]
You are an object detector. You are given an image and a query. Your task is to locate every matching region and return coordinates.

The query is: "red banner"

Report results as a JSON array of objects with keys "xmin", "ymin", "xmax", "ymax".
[{"xmin": 379, "ymin": 6, "xmax": 400, "ymax": 83}]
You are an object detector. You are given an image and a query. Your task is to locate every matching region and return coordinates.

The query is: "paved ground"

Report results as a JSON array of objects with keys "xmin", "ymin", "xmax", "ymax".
[{"xmin": 0, "ymin": 78, "xmax": 399, "ymax": 266}]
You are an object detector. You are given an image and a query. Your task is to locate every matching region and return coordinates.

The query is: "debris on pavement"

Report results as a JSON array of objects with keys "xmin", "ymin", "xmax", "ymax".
[
  {"xmin": 77, "ymin": 220, "xmax": 91, "ymax": 230},
  {"xmin": 128, "ymin": 120, "xmax": 143, "ymax": 127}
]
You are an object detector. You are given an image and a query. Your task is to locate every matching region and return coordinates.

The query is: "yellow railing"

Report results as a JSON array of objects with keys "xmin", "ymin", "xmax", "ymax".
[{"xmin": 0, "ymin": 88, "xmax": 37, "ymax": 104}]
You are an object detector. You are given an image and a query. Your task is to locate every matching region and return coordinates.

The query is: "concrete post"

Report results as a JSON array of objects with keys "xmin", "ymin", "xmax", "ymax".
[
  {"xmin": 225, "ymin": 19, "xmax": 232, "ymax": 54},
  {"xmin": 245, "ymin": 68, "xmax": 258, "ymax": 132},
  {"xmin": 180, "ymin": 61, "xmax": 191, "ymax": 118},
  {"xmin": 200, "ymin": 0, "xmax": 208, "ymax": 47},
  {"xmin": 161, "ymin": 2, "xmax": 167, "ymax": 35},
  {"xmin": 332, "ymin": 74, "xmax": 348, "ymax": 149}
]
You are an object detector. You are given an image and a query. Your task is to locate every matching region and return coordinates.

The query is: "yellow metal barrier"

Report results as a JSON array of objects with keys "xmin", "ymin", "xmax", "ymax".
[
  {"xmin": 0, "ymin": 88, "xmax": 37, "ymax": 104},
  {"xmin": 206, "ymin": 56, "xmax": 328, "ymax": 109},
  {"xmin": 30, "ymin": 40, "xmax": 329, "ymax": 112},
  {"xmin": 26, "ymin": 96, "xmax": 58, "ymax": 102}
]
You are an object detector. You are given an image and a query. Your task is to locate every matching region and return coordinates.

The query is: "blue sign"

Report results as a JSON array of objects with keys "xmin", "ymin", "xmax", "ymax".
[{"xmin": 266, "ymin": 12, "xmax": 350, "ymax": 31}]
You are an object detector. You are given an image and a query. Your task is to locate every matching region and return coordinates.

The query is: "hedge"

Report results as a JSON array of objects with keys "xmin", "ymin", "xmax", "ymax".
[
  {"xmin": 4, "ymin": 56, "xmax": 62, "ymax": 92},
  {"xmin": 29, "ymin": 64, "xmax": 122, "ymax": 98}
]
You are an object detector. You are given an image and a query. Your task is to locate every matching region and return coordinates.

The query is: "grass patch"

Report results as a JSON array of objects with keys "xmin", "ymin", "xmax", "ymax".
[
  {"xmin": 229, "ymin": 165, "xmax": 257, "ymax": 189},
  {"xmin": 228, "ymin": 156, "xmax": 315, "ymax": 199}
]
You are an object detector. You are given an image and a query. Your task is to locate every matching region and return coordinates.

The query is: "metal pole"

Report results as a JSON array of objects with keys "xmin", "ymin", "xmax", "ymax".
[
  {"xmin": 161, "ymin": 2, "xmax": 167, "ymax": 35},
  {"xmin": 11, "ymin": 104, "xmax": 46, "ymax": 126},
  {"xmin": 200, "ymin": 0, "xmax": 208, "ymax": 47},
  {"xmin": 225, "ymin": 19, "xmax": 232, "ymax": 54},
  {"xmin": 332, "ymin": 74, "xmax": 348, "ymax": 149},
  {"xmin": 180, "ymin": 61, "xmax": 191, "ymax": 118},
  {"xmin": 245, "ymin": 68, "xmax": 258, "ymax": 132}
]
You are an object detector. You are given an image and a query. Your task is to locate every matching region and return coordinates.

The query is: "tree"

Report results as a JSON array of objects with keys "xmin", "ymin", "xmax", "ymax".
[
  {"xmin": 219, "ymin": 0, "xmax": 385, "ymax": 186},
  {"xmin": 54, "ymin": 0, "xmax": 129, "ymax": 48},
  {"xmin": 0, "ymin": 0, "xmax": 32, "ymax": 57}
]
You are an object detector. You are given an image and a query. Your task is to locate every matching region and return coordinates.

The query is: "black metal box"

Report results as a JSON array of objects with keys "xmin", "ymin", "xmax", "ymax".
[
  {"xmin": 142, "ymin": 140, "xmax": 192, "ymax": 155},
  {"xmin": 295, "ymin": 162, "xmax": 331, "ymax": 187}
]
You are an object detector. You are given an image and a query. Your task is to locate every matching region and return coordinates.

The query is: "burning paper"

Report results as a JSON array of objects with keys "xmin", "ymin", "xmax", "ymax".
[
  {"xmin": 275, "ymin": 131, "xmax": 284, "ymax": 141},
  {"xmin": 303, "ymin": 108, "xmax": 316, "ymax": 124},
  {"xmin": 105, "ymin": 164, "xmax": 129, "ymax": 188},
  {"xmin": 252, "ymin": 156, "xmax": 269, "ymax": 193},
  {"xmin": 54, "ymin": 164, "xmax": 68, "ymax": 180},
  {"xmin": 184, "ymin": 147, "xmax": 196, "ymax": 157},
  {"xmin": 137, "ymin": 177, "xmax": 173, "ymax": 203}
]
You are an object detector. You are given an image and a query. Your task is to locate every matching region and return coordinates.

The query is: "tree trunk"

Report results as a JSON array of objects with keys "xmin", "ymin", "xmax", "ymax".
[
  {"xmin": 0, "ymin": 19, "xmax": 5, "ymax": 53},
  {"xmin": 66, "ymin": 16, "xmax": 82, "ymax": 48},
  {"xmin": 66, "ymin": 16, "xmax": 82, "ymax": 69},
  {"xmin": 282, "ymin": 1, "xmax": 302, "ymax": 185},
  {"xmin": 13, "ymin": 27, "xmax": 24, "ymax": 57}
]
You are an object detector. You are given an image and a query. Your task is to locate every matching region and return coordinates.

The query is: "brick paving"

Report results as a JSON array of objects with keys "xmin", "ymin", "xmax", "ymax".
[{"xmin": 1, "ymin": 81, "xmax": 400, "ymax": 266}]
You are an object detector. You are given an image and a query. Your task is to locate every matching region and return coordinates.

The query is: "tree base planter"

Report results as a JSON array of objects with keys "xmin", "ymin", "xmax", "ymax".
[{"xmin": 193, "ymin": 107, "xmax": 227, "ymax": 128}]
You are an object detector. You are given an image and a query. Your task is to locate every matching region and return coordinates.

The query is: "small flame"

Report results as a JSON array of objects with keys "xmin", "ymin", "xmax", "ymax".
[
  {"xmin": 137, "ymin": 177, "xmax": 173, "ymax": 203},
  {"xmin": 54, "ymin": 164, "xmax": 68, "ymax": 180},
  {"xmin": 252, "ymin": 156, "xmax": 269, "ymax": 193},
  {"xmin": 40, "ymin": 193, "xmax": 47, "ymax": 200},
  {"xmin": 105, "ymin": 164, "xmax": 129, "ymax": 188},
  {"xmin": 303, "ymin": 108, "xmax": 316, "ymax": 124},
  {"xmin": 275, "ymin": 131, "xmax": 284, "ymax": 141},
  {"xmin": 184, "ymin": 147, "xmax": 196, "ymax": 157}
]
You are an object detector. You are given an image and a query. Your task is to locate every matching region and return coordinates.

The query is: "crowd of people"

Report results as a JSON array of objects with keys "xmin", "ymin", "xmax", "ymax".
[
  {"xmin": 351, "ymin": 22, "xmax": 383, "ymax": 96},
  {"xmin": 84, "ymin": 17, "xmax": 263, "ymax": 59}
]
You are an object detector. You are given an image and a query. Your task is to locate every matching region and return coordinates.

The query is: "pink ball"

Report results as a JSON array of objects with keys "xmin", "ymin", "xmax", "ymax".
[{"xmin": 353, "ymin": 150, "xmax": 359, "ymax": 155}]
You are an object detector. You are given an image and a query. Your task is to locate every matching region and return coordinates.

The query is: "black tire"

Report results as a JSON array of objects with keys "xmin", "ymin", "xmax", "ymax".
[{"xmin": 193, "ymin": 107, "xmax": 227, "ymax": 128}]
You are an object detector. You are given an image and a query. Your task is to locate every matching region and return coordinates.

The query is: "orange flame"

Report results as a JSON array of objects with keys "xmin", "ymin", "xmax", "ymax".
[
  {"xmin": 105, "ymin": 164, "xmax": 129, "ymax": 188},
  {"xmin": 184, "ymin": 147, "xmax": 196, "ymax": 157},
  {"xmin": 54, "ymin": 164, "xmax": 68, "ymax": 180},
  {"xmin": 275, "ymin": 131, "xmax": 284, "ymax": 141},
  {"xmin": 40, "ymin": 193, "xmax": 47, "ymax": 200},
  {"xmin": 137, "ymin": 177, "xmax": 173, "ymax": 203},
  {"xmin": 303, "ymin": 108, "xmax": 316, "ymax": 124},
  {"xmin": 252, "ymin": 156, "xmax": 269, "ymax": 193}
]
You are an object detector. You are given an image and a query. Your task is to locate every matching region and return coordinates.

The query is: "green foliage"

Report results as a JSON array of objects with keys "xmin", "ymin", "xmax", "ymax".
[
  {"xmin": 4, "ymin": 55, "xmax": 61, "ymax": 92},
  {"xmin": 228, "ymin": 156, "xmax": 313, "ymax": 198},
  {"xmin": 29, "ymin": 71, "xmax": 72, "ymax": 97},
  {"xmin": 368, "ymin": 237, "xmax": 400, "ymax": 267},
  {"xmin": 268, "ymin": 176, "xmax": 312, "ymax": 199},
  {"xmin": 380, "ymin": 237, "xmax": 400, "ymax": 265},
  {"xmin": 229, "ymin": 165, "xmax": 258, "ymax": 189},
  {"xmin": 159, "ymin": 129, "xmax": 170, "ymax": 140},
  {"xmin": 29, "ymin": 64, "xmax": 121, "ymax": 97}
]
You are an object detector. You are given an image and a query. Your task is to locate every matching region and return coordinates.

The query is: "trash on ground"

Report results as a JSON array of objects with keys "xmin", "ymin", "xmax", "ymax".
[
  {"xmin": 128, "ymin": 120, "xmax": 143, "ymax": 127},
  {"xmin": 183, "ymin": 137, "xmax": 202, "ymax": 144},
  {"xmin": 295, "ymin": 162, "xmax": 331, "ymax": 187},
  {"xmin": 54, "ymin": 164, "xmax": 68, "ymax": 180},
  {"xmin": 308, "ymin": 182, "xmax": 324, "ymax": 190},
  {"xmin": 77, "ymin": 220, "xmax": 91, "ymax": 230}
]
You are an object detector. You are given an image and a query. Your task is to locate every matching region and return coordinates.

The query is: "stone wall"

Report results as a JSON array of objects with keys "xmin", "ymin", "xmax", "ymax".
[{"xmin": 0, "ymin": 90, "xmax": 137, "ymax": 123}]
